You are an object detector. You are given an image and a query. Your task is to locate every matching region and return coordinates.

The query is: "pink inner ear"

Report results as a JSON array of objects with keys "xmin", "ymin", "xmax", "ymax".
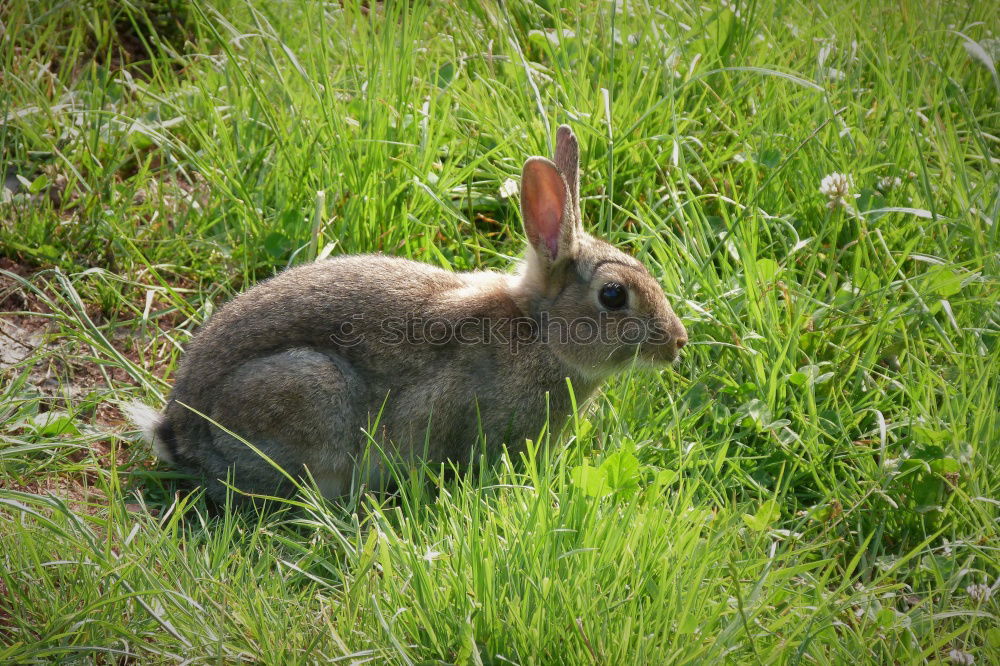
[
  {"xmin": 523, "ymin": 160, "xmax": 566, "ymax": 260},
  {"xmin": 535, "ymin": 203, "xmax": 560, "ymax": 258},
  {"xmin": 543, "ymin": 227, "xmax": 558, "ymax": 258}
]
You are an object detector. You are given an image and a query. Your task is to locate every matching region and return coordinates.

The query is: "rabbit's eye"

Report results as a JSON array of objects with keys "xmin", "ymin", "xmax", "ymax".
[{"xmin": 599, "ymin": 282, "xmax": 628, "ymax": 310}]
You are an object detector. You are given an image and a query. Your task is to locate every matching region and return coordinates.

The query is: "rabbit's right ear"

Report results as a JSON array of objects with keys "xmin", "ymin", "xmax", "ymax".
[
  {"xmin": 554, "ymin": 125, "xmax": 579, "ymax": 216},
  {"xmin": 521, "ymin": 157, "xmax": 577, "ymax": 271}
]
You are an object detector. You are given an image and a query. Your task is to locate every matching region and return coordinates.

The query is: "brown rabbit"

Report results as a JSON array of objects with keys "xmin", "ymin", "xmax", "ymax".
[{"xmin": 128, "ymin": 126, "xmax": 687, "ymax": 503}]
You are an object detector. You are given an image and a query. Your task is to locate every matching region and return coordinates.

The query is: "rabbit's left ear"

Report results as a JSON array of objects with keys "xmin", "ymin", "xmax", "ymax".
[
  {"xmin": 554, "ymin": 125, "xmax": 580, "ymax": 220},
  {"xmin": 521, "ymin": 157, "xmax": 577, "ymax": 267}
]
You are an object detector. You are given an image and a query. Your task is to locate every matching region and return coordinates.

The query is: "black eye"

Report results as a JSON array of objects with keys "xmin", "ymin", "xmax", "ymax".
[{"xmin": 598, "ymin": 282, "xmax": 628, "ymax": 310}]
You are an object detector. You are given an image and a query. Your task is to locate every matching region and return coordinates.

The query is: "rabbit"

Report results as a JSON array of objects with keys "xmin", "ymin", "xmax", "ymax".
[{"xmin": 127, "ymin": 125, "xmax": 688, "ymax": 504}]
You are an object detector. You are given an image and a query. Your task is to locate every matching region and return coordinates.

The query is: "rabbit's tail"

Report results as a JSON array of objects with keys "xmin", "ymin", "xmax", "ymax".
[{"xmin": 123, "ymin": 401, "xmax": 173, "ymax": 462}]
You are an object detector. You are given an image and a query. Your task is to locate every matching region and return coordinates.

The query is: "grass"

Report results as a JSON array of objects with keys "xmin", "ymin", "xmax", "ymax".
[{"xmin": 1, "ymin": 0, "xmax": 998, "ymax": 662}]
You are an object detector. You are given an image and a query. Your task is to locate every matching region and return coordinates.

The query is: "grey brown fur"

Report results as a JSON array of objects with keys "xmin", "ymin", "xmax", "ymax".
[{"xmin": 135, "ymin": 126, "xmax": 687, "ymax": 503}]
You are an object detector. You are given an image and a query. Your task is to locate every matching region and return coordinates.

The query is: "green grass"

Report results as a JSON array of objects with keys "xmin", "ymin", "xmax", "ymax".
[{"xmin": 1, "ymin": 0, "xmax": 998, "ymax": 662}]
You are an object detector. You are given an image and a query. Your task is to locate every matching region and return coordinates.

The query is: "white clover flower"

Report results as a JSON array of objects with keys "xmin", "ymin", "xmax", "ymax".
[
  {"xmin": 821, "ymin": 67, "xmax": 846, "ymax": 81},
  {"xmin": 819, "ymin": 172, "xmax": 857, "ymax": 209},
  {"xmin": 876, "ymin": 176, "xmax": 903, "ymax": 193},
  {"xmin": 948, "ymin": 648, "xmax": 975, "ymax": 665},
  {"xmin": 499, "ymin": 178, "xmax": 518, "ymax": 199},
  {"xmin": 966, "ymin": 583, "xmax": 992, "ymax": 603}
]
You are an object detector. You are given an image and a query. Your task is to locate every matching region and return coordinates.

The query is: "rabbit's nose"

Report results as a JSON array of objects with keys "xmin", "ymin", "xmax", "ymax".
[{"xmin": 669, "ymin": 318, "xmax": 688, "ymax": 352}]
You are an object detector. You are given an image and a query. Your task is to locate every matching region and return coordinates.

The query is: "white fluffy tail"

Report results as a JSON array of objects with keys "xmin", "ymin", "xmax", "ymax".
[{"xmin": 122, "ymin": 401, "xmax": 172, "ymax": 462}]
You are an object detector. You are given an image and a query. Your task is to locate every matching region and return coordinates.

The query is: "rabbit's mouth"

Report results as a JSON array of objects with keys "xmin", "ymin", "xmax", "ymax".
[
  {"xmin": 557, "ymin": 325, "xmax": 686, "ymax": 378},
  {"xmin": 639, "ymin": 339, "xmax": 681, "ymax": 365},
  {"xmin": 639, "ymin": 317, "xmax": 688, "ymax": 365},
  {"xmin": 579, "ymin": 339, "xmax": 681, "ymax": 378}
]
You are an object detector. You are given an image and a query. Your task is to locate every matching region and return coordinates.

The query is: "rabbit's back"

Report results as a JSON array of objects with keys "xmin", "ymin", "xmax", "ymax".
[{"xmin": 171, "ymin": 254, "xmax": 467, "ymax": 402}]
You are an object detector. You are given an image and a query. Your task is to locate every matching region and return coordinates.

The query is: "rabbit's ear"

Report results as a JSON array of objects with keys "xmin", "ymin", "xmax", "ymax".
[
  {"xmin": 521, "ymin": 157, "xmax": 577, "ymax": 266},
  {"xmin": 554, "ymin": 125, "xmax": 579, "ymax": 216}
]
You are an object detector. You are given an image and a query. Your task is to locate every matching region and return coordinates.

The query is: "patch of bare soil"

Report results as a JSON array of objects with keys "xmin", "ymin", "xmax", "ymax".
[
  {"xmin": 0, "ymin": 258, "xmax": 49, "ymax": 368},
  {"xmin": 0, "ymin": 474, "xmax": 106, "ymax": 511},
  {"xmin": 0, "ymin": 258, "xmax": 169, "ymax": 508},
  {"xmin": 0, "ymin": 257, "xmax": 174, "ymax": 408},
  {"xmin": 0, "ymin": 258, "xmax": 107, "ymax": 403}
]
